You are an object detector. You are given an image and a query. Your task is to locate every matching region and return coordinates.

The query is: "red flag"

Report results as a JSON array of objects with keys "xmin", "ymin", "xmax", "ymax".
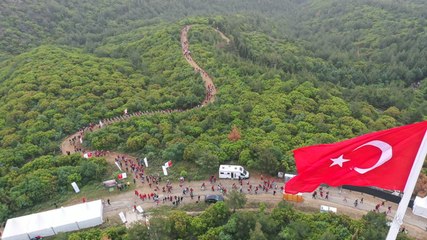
[
  {"xmin": 164, "ymin": 160, "xmax": 172, "ymax": 168},
  {"xmin": 285, "ymin": 121, "xmax": 427, "ymax": 194},
  {"xmin": 118, "ymin": 172, "xmax": 127, "ymax": 180}
]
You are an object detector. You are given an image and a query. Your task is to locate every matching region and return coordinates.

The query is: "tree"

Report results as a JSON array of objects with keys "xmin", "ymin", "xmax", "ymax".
[
  {"xmin": 222, "ymin": 211, "xmax": 257, "ymax": 240},
  {"xmin": 198, "ymin": 202, "xmax": 230, "ymax": 230},
  {"xmin": 360, "ymin": 212, "xmax": 388, "ymax": 240},
  {"xmin": 168, "ymin": 210, "xmax": 194, "ymax": 239},
  {"xmin": 126, "ymin": 222, "xmax": 150, "ymax": 239},
  {"xmin": 0, "ymin": 203, "xmax": 9, "ymax": 223},
  {"xmin": 279, "ymin": 219, "xmax": 311, "ymax": 240},
  {"xmin": 249, "ymin": 222, "xmax": 267, "ymax": 240},
  {"xmin": 227, "ymin": 190, "xmax": 247, "ymax": 212},
  {"xmin": 228, "ymin": 126, "xmax": 241, "ymax": 141}
]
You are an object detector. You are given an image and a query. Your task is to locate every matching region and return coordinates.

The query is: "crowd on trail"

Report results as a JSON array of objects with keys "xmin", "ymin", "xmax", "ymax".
[
  {"xmin": 181, "ymin": 25, "xmax": 216, "ymax": 105},
  {"xmin": 63, "ymin": 25, "xmax": 218, "ymax": 158},
  {"xmin": 112, "ymin": 163, "xmax": 283, "ymax": 210},
  {"xmin": 64, "ymin": 109, "xmax": 185, "ymax": 155}
]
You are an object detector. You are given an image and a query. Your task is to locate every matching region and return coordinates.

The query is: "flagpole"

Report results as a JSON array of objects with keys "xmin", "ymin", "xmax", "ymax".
[{"xmin": 386, "ymin": 130, "xmax": 427, "ymax": 240}]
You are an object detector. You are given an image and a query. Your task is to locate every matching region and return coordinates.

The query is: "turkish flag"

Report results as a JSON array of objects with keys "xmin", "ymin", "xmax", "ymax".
[
  {"xmin": 285, "ymin": 121, "xmax": 427, "ymax": 194},
  {"xmin": 118, "ymin": 172, "xmax": 127, "ymax": 180},
  {"xmin": 164, "ymin": 160, "xmax": 172, "ymax": 168}
]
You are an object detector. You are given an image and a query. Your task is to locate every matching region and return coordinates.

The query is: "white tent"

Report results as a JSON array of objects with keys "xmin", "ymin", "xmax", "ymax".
[
  {"xmin": 2, "ymin": 200, "xmax": 103, "ymax": 240},
  {"xmin": 413, "ymin": 196, "xmax": 427, "ymax": 218}
]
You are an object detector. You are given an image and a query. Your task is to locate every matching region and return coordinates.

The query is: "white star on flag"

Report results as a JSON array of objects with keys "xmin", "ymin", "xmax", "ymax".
[{"xmin": 330, "ymin": 155, "xmax": 350, "ymax": 167}]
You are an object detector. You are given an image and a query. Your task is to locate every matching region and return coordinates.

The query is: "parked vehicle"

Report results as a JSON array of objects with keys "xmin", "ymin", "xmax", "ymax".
[
  {"xmin": 218, "ymin": 165, "xmax": 250, "ymax": 179},
  {"xmin": 205, "ymin": 194, "xmax": 224, "ymax": 204}
]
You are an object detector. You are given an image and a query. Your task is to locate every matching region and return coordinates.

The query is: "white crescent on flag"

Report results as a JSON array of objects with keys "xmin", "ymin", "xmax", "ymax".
[{"xmin": 353, "ymin": 140, "xmax": 393, "ymax": 174}]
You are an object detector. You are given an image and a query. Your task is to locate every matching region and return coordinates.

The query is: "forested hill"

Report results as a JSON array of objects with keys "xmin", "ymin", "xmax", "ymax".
[
  {"xmin": 287, "ymin": 0, "xmax": 427, "ymax": 87},
  {"xmin": 0, "ymin": 0, "xmax": 427, "ymax": 229},
  {"xmin": 0, "ymin": 0, "xmax": 298, "ymax": 60}
]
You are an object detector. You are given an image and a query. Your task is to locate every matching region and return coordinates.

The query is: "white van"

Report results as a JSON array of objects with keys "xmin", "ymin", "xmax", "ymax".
[{"xmin": 218, "ymin": 165, "xmax": 250, "ymax": 179}]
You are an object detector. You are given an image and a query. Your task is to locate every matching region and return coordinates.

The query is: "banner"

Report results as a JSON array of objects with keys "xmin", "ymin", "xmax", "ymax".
[
  {"xmin": 71, "ymin": 182, "xmax": 80, "ymax": 193},
  {"xmin": 144, "ymin": 157, "xmax": 148, "ymax": 167},
  {"xmin": 162, "ymin": 166, "xmax": 168, "ymax": 176},
  {"xmin": 115, "ymin": 161, "xmax": 122, "ymax": 171},
  {"xmin": 119, "ymin": 211, "xmax": 127, "ymax": 223}
]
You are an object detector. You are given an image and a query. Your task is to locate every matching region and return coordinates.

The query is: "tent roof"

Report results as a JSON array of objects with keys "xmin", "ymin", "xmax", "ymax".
[
  {"xmin": 414, "ymin": 196, "xmax": 427, "ymax": 207},
  {"xmin": 2, "ymin": 200, "xmax": 103, "ymax": 239}
]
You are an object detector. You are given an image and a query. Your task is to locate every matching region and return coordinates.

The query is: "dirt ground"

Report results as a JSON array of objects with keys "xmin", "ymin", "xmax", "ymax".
[{"xmin": 96, "ymin": 166, "xmax": 426, "ymax": 239}]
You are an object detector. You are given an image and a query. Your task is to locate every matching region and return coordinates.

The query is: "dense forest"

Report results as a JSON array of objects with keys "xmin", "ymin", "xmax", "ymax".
[
  {"xmin": 0, "ymin": 0, "xmax": 426, "ymax": 238},
  {"xmin": 51, "ymin": 202, "xmax": 412, "ymax": 240}
]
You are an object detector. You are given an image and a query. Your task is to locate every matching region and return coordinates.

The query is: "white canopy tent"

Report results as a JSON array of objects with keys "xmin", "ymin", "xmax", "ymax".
[
  {"xmin": 413, "ymin": 196, "xmax": 427, "ymax": 218},
  {"xmin": 2, "ymin": 200, "xmax": 103, "ymax": 240}
]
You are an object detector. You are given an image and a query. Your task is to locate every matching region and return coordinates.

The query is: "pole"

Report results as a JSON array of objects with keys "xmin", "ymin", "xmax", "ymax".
[{"xmin": 386, "ymin": 130, "xmax": 427, "ymax": 240}]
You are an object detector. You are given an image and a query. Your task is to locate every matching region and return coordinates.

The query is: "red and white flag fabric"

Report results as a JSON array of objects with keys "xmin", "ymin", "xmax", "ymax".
[
  {"xmin": 164, "ymin": 160, "xmax": 172, "ymax": 168},
  {"xmin": 118, "ymin": 172, "xmax": 127, "ymax": 180},
  {"xmin": 285, "ymin": 121, "xmax": 427, "ymax": 194},
  {"xmin": 83, "ymin": 152, "xmax": 92, "ymax": 159}
]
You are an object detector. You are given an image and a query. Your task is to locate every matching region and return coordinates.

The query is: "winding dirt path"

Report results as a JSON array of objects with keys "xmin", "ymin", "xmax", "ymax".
[
  {"xmin": 58, "ymin": 26, "xmax": 427, "ymax": 239},
  {"xmin": 60, "ymin": 25, "xmax": 229, "ymax": 155}
]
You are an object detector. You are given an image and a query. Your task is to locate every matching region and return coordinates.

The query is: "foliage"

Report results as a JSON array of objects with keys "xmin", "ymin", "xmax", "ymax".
[
  {"xmin": 228, "ymin": 126, "xmax": 241, "ymax": 142},
  {"xmin": 1, "ymin": 0, "xmax": 427, "ymax": 231},
  {"xmin": 61, "ymin": 201, "xmax": 410, "ymax": 240},
  {"xmin": 0, "ymin": 155, "xmax": 106, "ymax": 222},
  {"xmin": 226, "ymin": 190, "xmax": 247, "ymax": 212}
]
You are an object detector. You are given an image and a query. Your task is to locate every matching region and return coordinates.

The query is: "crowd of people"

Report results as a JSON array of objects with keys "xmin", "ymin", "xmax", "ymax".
[
  {"xmin": 311, "ymin": 186, "xmax": 395, "ymax": 216},
  {"xmin": 181, "ymin": 25, "xmax": 216, "ymax": 105},
  {"xmin": 117, "ymin": 166, "xmax": 282, "ymax": 209},
  {"xmin": 62, "ymin": 24, "xmax": 217, "ymax": 159}
]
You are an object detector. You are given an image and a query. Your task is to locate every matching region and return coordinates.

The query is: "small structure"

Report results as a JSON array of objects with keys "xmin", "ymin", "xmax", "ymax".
[
  {"xmin": 283, "ymin": 193, "xmax": 304, "ymax": 202},
  {"xmin": 282, "ymin": 179, "xmax": 303, "ymax": 203},
  {"xmin": 119, "ymin": 211, "xmax": 127, "ymax": 224},
  {"xmin": 136, "ymin": 206, "xmax": 144, "ymax": 214},
  {"xmin": 103, "ymin": 179, "xmax": 117, "ymax": 188},
  {"xmin": 2, "ymin": 200, "xmax": 103, "ymax": 240},
  {"xmin": 413, "ymin": 196, "xmax": 427, "ymax": 218},
  {"xmin": 320, "ymin": 205, "xmax": 337, "ymax": 213}
]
